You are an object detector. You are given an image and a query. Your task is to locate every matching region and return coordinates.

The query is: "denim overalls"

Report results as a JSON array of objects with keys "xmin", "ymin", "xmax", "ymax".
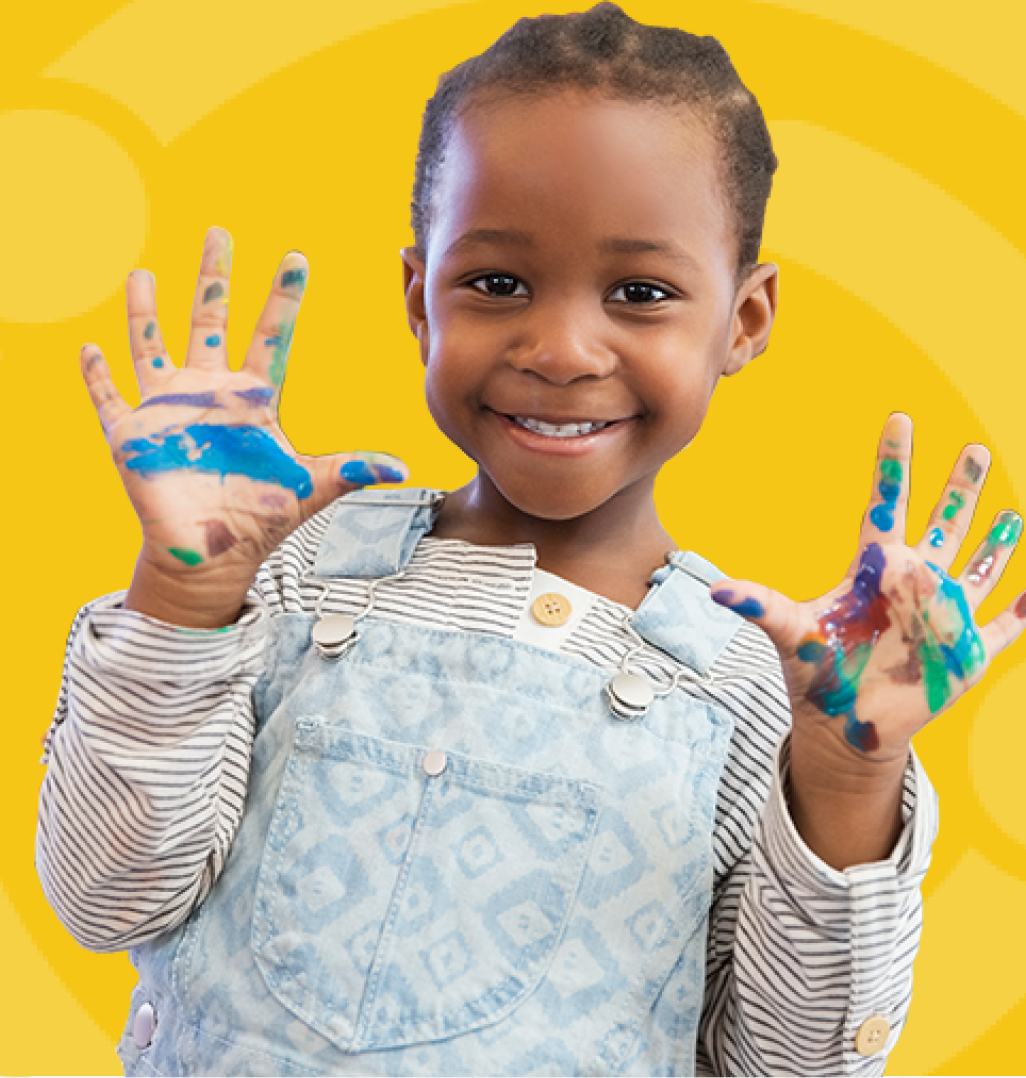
[{"xmin": 117, "ymin": 489, "xmax": 744, "ymax": 1077}]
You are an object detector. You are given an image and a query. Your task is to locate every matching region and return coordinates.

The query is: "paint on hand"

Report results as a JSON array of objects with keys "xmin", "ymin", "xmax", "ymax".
[
  {"xmin": 917, "ymin": 561, "xmax": 986, "ymax": 711},
  {"xmin": 869, "ymin": 457, "xmax": 903, "ymax": 532},
  {"xmin": 122, "ymin": 423, "xmax": 313, "ymax": 497},
  {"xmin": 942, "ymin": 489, "xmax": 966, "ymax": 521},
  {"xmin": 140, "ymin": 392, "xmax": 222, "ymax": 410},
  {"xmin": 1015, "ymin": 593, "xmax": 1026, "ymax": 619},
  {"xmin": 266, "ymin": 320, "xmax": 294, "ymax": 386},
  {"xmin": 144, "ymin": 321, "xmax": 156, "ymax": 340},
  {"xmin": 965, "ymin": 510, "xmax": 1022, "ymax": 585},
  {"xmin": 341, "ymin": 458, "xmax": 406, "ymax": 486},
  {"xmin": 214, "ymin": 235, "xmax": 233, "ymax": 276},
  {"xmin": 927, "ymin": 526, "xmax": 945, "ymax": 548},
  {"xmin": 710, "ymin": 589, "xmax": 765, "ymax": 617},
  {"xmin": 203, "ymin": 282, "xmax": 224, "ymax": 304},
  {"xmin": 205, "ymin": 334, "xmax": 222, "ymax": 348},
  {"xmin": 281, "ymin": 268, "xmax": 307, "ymax": 290},
  {"xmin": 797, "ymin": 542, "xmax": 889, "ymax": 752},
  {"xmin": 963, "ymin": 456, "xmax": 984, "ymax": 485},
  {"xmin": 233, "ymin": 387, "xmax": 275, "ymax": 407},
  {"xmin": 202, "ymin": 519, "xmax": 238, "ymax": 557},
  {"xmin": 153, "ymin": 357, "xmax": 165, "ymax": 368},
  {"xmin": 168, "ymin": 546, "xmax": 203, "ymax": 566}
]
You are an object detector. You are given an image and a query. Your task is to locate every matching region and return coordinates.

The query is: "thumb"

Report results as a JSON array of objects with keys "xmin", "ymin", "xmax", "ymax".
[
  {"xmin": 710, "ymin": 579, "xmax": 802, "ymax": 652},
  {"xmin": 301, "ymin": 450, "xmax": 410, "ymax": 516}
]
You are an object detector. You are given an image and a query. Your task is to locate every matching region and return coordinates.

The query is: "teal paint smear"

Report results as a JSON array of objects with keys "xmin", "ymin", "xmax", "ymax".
[
  {"xmin": 267, "ymin": 320, "xmax": 294, "ymax": 386},
  {"xmin": 928, "ymin": 526, "xmax": 945, "ymax": 548},
  {"xmin": 920, "ymin": 561, "xmax": 986, "ymax": 712},
  {"xmin": 153, "ymin": 357, "xmax": 164, "ymax": 368},
  {"xmin": 281, "ymin": 268, "xmax": 307, "ymax": 289},
  {"xmin": 869, "ymin": 457, "xmax": 902, "ymax": 532},
  {"xmin": 205, "ymin": 334, "xmax": 221, "ymax": 348},
  {"xmin": 169, "ymin": 546, "xmax": 203, "ymax": 566},
  {"xmin": 144, "ymin": 321, "xmax": 156, "ymax": 340},
  {"xmin": 942, "ymin": 489, "xmax": 966, "ymax": 520},
  {"xmin": 122, "ymin": 423, "xmax": 312, "ymax": 498}
]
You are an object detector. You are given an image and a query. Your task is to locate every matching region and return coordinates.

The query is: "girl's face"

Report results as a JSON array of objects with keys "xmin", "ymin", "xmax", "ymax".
[{"xmin": 403, "ymin": 92, "xmax": 777, "ymax": 525}]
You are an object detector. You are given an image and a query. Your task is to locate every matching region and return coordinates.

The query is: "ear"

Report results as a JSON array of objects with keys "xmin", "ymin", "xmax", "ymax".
[
  {"xmin": 722, "ymin": 262, "xmax": 778, "ymax": 377},
  {"xmin": 400, "ymin": 247, "xmax": 430, "ymax": 366}
]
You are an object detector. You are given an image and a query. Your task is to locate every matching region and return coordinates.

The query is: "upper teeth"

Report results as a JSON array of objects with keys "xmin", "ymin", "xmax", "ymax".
[{"xmin": 514, "ymin": 416, "xmax": 611, "ymax": 438}]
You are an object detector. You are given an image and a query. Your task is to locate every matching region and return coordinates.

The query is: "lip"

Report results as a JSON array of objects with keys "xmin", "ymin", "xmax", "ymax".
[{"xmin": 489, "ymin": 409, "xmax": 631, "ymax": 456}]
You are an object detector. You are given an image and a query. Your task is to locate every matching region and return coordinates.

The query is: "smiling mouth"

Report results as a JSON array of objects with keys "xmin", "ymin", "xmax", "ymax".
[{"xmin": 509, "ymin": 415, "xmax": 615, "ymax": 438}]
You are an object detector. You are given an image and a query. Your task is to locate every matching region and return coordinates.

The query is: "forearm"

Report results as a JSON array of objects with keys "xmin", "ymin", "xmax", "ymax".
[{"xmin": 36, "ymin": 593, "xmax": 267, "ymax": 951}]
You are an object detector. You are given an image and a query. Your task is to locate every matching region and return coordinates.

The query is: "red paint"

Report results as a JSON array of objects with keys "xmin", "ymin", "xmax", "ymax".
[{"xmin": 1015, "ymin": 593, "xmax": 1026, "ymax": 619}]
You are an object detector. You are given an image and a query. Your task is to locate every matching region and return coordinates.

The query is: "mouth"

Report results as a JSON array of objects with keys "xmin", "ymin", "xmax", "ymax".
[{"xmin": 509, "ymin": 415, "xmax": 615, "ymax": 439}]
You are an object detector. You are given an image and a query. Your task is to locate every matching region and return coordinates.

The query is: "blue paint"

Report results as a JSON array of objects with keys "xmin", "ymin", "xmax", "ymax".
[
  {"xmin": 710, "ymin": 590, "xmax": 764, "ymax": 617},
  {"xmin": 869, "ymin": 503, "xmax": 894, "ymax": 531},
  {"xmin": 153, "ymin": 357, "xmax": 164, "ymax": 368},
  {"xmin": 928, "ymin": 526, "xmax": 945, "ymax": 548},
  {"xmin": 281, "ymin": 268, "xmax": 307, "ymax": 289},
  {"xmin": 205, "ymin": 335, "xmax": 221, "ymax": 347},
  {"xmin": 375, "ymin": 464, "xmax": 406, "ymax": 484},
  {"xmin": 924, "ymin": 561, "xmax": 986, "ymax": 681},
  {"xmin": 870, "ymin": 460, "xmax": 903, "ymax": 533},
  {"xmin": 139, "ymin": 392, "xmax": 222, "ymax": 410},
  {"xmin": 233, "ymin": 387, "xmax": 275, "ymax": 406},
  {"xmin": 122, "ymin": 423, "xmax": 312, "ymax": 497},
  {"xmin": 341, "ymin": 460, "xmax": 377, "ymax": 485}
]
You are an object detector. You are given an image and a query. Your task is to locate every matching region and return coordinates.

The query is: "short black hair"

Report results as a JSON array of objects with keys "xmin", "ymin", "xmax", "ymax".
[{"xmin": 411, "ymin": 3, "xmax": 777, "ymax": 280}]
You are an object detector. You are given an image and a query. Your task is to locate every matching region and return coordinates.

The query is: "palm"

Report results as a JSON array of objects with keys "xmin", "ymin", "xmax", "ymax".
[
  {"xmin": 714, "ymin": 414, "xmax": 1024, "ymax": 766},
  {"xmin": 83, "ymin": 228, "xmax": 405, "ymax": 583}
]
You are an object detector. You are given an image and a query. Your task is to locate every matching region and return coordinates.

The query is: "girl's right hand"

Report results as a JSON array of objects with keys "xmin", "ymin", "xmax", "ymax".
[{"xmin": 84, "ymin": 226, "xmax": 408, "ymax": 627}]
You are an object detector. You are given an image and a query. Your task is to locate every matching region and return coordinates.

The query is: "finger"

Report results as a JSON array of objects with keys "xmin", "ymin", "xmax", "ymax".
[
  {"xmin": 857, "ymin": 412, "xmax": 913, "ymax": 551},
  {"xmin": 80, "ymin": 345, "xmax": 131, "ymax": 436},
  {"xmin": 240, "ymin": 251, "xmax": 309, "ymax": 407},
  {"xmin": 185, "ymin": 226, "xmax": 234, "ymax": 372},
  {"xmin": 125, "ymin": 269, "xmax": 175, "ymax": 390},
  {"xmin": 296, "ymin": 450, "xmax": 410, "ymax": 520},
  {"xmin": 710, "ymin": 578, "xmax": 806, "ymax": 654},
  {"xmin": 977, "ymin": 587, "xmax": 1026, "ymax": 663},
  {"xmin": 913, "ymin": 443, "xmax": 991, "ymax": 571},
  {"xmin": 957, "ymin": 509, "xmax": 1022, "ymax": 604}
]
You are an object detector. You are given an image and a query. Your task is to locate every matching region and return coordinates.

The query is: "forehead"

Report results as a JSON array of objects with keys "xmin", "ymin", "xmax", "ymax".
[{"xmin": 428, "ymin": 92, "xmax": 735, "ymax": 272}]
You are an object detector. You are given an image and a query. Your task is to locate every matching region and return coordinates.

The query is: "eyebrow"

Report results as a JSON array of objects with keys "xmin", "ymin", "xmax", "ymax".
[{"xmin": 444, "ymin": 228, "xmax": 700, "ymax": 269}]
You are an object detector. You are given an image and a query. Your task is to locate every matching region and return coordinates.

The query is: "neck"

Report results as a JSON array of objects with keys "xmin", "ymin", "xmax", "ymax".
[{"xmin": 429, "ymin": 473, "xmax": 676, "ymax": 608}]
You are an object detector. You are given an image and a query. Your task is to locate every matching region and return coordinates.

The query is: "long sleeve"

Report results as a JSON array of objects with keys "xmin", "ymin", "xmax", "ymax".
[
  {"xmin": 698, "ymin": 732, "xmax": 938, "ymax": 1077},
  {"xmin": 35, "ymin": 590, "xmax": 271, "ymax": 951}
]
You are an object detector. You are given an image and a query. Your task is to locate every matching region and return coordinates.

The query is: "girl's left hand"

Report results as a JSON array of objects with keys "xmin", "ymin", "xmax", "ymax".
[{"xmin": 711, "ymin": 412, "xmax": 1026, "ymax": 769}]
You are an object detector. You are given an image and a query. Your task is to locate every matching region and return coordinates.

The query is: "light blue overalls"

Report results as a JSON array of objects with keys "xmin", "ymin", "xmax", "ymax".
[{"xmin": 117, "ymin": 489, "xmax": 745, "ymax": 1077}]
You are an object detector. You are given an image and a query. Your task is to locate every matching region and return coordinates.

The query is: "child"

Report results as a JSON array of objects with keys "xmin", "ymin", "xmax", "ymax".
[{"xmin": 36, "ymin": 5, "xmax": 1025, "ymax": 1076}]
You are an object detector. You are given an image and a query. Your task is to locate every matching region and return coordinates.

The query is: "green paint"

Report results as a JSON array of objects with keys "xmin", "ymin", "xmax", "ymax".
[
  {"xmin": 942, "ymin": 489, "xmax": 966, "ymax": 520},
  {"xmin": 880, "ymin": 458, "xmax": 903, "ymax": 483},
  {"xmin": 989, "ymin": 513, "xmax": 1022, "ymax": 546},
  {"xmin": 144, "ymin": 321, "xmax": 156, "ymax": 340},
  {"xmin": 919, "ymin": 631, "xmax": 952, "ymax": 713},
  {"xmin": 168, "ymin": 546, "xmax": 203, "ymax": 566},
  {"xmin": 267, "ymin": 319, "xmax": 294, "ymax": 386}
]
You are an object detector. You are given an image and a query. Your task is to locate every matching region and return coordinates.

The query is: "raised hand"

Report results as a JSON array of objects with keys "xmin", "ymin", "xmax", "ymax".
[
  {"xmin": 83, "ymin": 227, "xmax": 408, "ymax": 626},
  {"xmin": 713, "ymin": 415, "xmax": 1023, "ymax": 752},
  {"xmin": 710, "ymin": 414, "xmax": 1024, "ymax": 865}
]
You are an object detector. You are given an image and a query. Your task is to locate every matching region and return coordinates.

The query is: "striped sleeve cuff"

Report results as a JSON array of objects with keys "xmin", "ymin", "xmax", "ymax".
[{"xmin": 754, "ymin": 734, "xmax": 938, "ymax": 1075}]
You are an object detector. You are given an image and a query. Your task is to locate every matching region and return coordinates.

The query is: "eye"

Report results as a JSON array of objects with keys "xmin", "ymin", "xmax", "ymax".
[
  {"xmin": 608, "ymin": 282, "xmax": 672, "ymax": 305},
  {"xmin": 469, "ymin": 274, "xmax": 529, "ymax": 298}
]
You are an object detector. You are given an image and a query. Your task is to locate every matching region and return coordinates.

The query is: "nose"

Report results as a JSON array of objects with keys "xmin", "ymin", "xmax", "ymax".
[{"xmin": 506, "ymin": 301, "xmax": 616, "ymax": 385}]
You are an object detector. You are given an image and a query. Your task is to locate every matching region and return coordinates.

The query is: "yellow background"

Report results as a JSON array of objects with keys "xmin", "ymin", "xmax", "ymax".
[{"xmin": 3, "ymin": 0, "xmax": 1026, "ymax": 1073}]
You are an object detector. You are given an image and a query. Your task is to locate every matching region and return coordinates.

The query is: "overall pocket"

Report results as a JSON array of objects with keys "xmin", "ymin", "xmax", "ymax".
[{"xmin": 252, "ymin": 720, "xmax": 600, "ymax": 1053}]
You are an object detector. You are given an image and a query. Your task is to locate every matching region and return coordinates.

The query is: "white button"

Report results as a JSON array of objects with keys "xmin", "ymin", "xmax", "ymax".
[
  {"xmin": 423, "ymin": 750, "xmax": 448, "ymax": 776},
  {"xmin": 132, "ymin": 1002, "xmax": 155, "ymax": 1048},
  {"xmin": 854, "ymin": 1014, "xmax": 891, "ymax": 1056}
]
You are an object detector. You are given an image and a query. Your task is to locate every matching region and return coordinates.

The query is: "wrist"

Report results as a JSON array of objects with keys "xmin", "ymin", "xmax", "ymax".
[{"xmin": 124, "ymin": 547, "xmax": 256, "ymax": 628}]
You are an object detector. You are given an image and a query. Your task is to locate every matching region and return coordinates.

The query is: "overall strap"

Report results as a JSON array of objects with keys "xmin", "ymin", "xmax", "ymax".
[
  {"xmin": 632, "ymin": 550, "xmax": 744, "ymax": 676},
  {"xmin": 311, "ymin": 488, "xmax": 445, "ymax": 578}
]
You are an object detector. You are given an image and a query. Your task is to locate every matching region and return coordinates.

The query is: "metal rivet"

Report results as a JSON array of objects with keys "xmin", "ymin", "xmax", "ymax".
[
  {"xmin": 607, "ymin": 673, "xmax": 654, "ymax": 720},
  {"xmin": 423, "ymin": 749, "xmax": 448, "ymax": 776},
  {"xmin": 312, "ymin": 614, "xmax": 357, "ymax": 657}
]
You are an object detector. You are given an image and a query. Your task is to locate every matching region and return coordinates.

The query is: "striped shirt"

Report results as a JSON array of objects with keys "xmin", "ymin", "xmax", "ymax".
[{"xmin": 36, "ymin": 500, "xmax": 937, "ymax": 1076}]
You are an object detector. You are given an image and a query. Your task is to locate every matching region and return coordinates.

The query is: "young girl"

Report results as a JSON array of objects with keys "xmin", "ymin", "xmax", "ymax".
[{"xmin": 36, "ymin": 5, "xmax": 1025, "ymax": 1076}]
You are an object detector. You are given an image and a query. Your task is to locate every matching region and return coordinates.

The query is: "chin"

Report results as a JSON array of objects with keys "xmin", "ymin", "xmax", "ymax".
[{"xmin": 493, "ymin": 473, "xmax": 621, "ymax": 523}]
